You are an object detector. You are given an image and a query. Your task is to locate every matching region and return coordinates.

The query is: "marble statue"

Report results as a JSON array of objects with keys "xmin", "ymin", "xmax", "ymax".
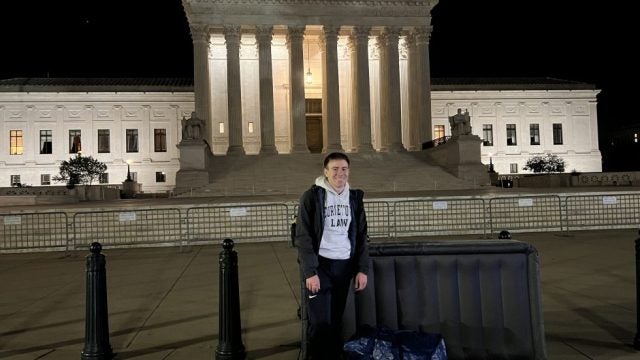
[
  {"xmin": 181, "ymin": 112, "xmax": 206, "ymax": 141},
  {"xmin": 449, "ymin": 108, "xmax": 472, "ymax": 137}
]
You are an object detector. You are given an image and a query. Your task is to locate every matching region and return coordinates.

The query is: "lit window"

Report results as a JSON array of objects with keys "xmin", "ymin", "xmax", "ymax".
[
  {"xmin": 126, "ymin": 129, "xmax": 139, "ymax": 152},
  {"xmin": 219, "ymin": 122, "xmax": 225, "ymax": 134},
  {"xmin": 40, "ymin": 130, "xmax": 53, "ymax": 154},
  {"xmin": 10, "ymin": 130, "xmax": 23, "ymax": 155},
  {"xmin": 506, "ymin": 124, "xmax": 517, "ymax": 146},
  {"xmin": 41, "ymin": 174, "xmax": 51, "ymax": 185},
  {"xmin": 69, "ymin": 130, "xmax": 81, "ymax": 153},
  {"xmin": 156, "ymin": 171, "xmax": 166, "ymax": 183},
  {"xmin": 154, "ymin": 129, "xmax": 167, "ymax": 152},
  {"xmin": 433, "ymin": 125, "xmax": 445, "ymax": 139},
  {"xmin": 248, "ymin": 122, "xmax": 254, "ymax": 134}
]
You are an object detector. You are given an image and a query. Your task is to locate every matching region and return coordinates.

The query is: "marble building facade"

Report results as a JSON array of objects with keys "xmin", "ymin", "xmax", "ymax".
[
  {"xmin": 0, "ymin": 80, "xmax": 601, "ymax": 192},
  {"xmin": 0, "ymin": 0, "xmax": 602, "ymax": 192}
]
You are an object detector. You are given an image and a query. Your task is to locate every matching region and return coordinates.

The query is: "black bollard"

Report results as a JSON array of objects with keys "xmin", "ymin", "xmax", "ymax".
[
  {"xmin": 216, "ymin": 239, "xmax": 246, "ymax": 360},
  {"xmin": 498, "ymin": 230, "xmax": 512, "ymax": 240},
  {"xmin": 634, "ymin": 233, "xmax": 640, "ymax": 350},
  {"xmin": 81, "ymin": 242, "xmax": 113, "ymax": 360}
]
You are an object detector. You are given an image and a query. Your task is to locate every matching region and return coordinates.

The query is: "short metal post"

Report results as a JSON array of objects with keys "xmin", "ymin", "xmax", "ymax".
[
  {"xmin": 634, "ymin": 234, "xmax": 640, "ymax": 350},
  {"xmin": 81, "ymin": 242, "xmax": 113, "ymax": 360},
  {"xmin": 216, "ymin": 239, "xmax": 246, "ymax": 360}
]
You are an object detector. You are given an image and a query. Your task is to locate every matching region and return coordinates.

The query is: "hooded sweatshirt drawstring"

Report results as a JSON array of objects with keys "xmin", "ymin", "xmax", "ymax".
[{"xmin": 314, "ymin": 175, "xmax": 352, "ymax": 260}]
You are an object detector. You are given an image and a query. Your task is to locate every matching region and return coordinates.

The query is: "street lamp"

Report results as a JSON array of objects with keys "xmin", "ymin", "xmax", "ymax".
[
  {"xmin": 125, "ymin": 160, "xmax": 132, "ymax": 182},
  {"xmin": 488, "ymin": 154, "xmax": 495, "ymax": 173},
  {"xmin": 122, "ymin": 160, "xmax": 137, "ymax": 199}
]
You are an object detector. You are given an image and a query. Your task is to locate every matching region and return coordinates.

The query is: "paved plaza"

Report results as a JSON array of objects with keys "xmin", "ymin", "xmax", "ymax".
[{"xmin": 0, "ymin": 227, "xmax": 639, "ymax": 359}]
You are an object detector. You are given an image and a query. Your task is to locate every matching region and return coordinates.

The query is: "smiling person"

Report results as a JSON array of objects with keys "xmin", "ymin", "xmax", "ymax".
[{"xmin": 295, "ymin": 152, "xmax": 369, "ymax": 360}]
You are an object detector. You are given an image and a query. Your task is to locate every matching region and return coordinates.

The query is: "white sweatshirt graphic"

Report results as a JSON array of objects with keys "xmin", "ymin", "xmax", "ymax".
[{"xmin": 315, "ymin": 176, "xmax": 352, "ymax": 259}]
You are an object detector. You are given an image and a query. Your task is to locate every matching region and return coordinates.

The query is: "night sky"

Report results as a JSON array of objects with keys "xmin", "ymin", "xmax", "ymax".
[{"xmin": 0, "ymin": 0, "xmax": 633, "ymax": 166}]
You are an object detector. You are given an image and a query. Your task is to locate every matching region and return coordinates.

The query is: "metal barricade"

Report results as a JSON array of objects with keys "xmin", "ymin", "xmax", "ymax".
[
  {"xmin": 393, "ymin": 198, "xmax": 486, "ymax": 237},
  {"xmin": 289, "ymin": 201, "xmax": 390, "ymax": 239},
  {"xmin": 186, "ymin": 203, "xmax": 290, "ymax": 246},
  {"xmin": 72, "ymin": 208, "xmax": 182, "ymax": 249},
  {"xmin": 364, "ymin": 201, "xmax": 392, "ymax": 239},
  {"xmin": 0, "ymin": 212, "xmax": 69, "ymax": 252},
  {"xmin": 489, "ymin": 195, "xmax": 562, "ymax": 234},
  {"xmin": 565, "ymin": 193, "xmax": 640, "ymax": 232}
]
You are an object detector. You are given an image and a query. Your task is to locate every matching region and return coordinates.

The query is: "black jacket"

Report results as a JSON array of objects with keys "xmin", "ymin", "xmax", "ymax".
[{"xmin": 295, "ymin": 184, "xmax": 369, "ymax": 280}]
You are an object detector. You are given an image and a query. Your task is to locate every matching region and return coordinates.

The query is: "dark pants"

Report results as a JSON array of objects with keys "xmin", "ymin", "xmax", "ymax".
[{"xmin": 306, "ymin": 256, "xmax": 353, "ymax": 360}]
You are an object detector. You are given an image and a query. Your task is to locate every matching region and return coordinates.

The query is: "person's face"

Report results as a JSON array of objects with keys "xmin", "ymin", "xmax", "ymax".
[{"xmin": 324, "ymin": 159, "xmax": 349, "ymax": 192}]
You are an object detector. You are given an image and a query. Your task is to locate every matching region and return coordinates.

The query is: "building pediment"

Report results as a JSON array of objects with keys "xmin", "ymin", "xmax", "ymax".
[{"xmin": 183, "ymin": 0, "xmax": 438, "ymax": 27}]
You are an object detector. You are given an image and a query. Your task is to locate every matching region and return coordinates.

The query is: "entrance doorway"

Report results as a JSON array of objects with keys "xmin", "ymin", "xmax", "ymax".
[{"xmin": 305, "ymin": 99, "xmax": 323, "ymax": 153}]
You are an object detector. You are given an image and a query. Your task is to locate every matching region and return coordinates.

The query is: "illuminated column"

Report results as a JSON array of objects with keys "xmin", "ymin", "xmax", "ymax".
[
  {"xmin": 224, "ymin": 25, "xmax": 245, "ymax": 155},
  {"xmin": 287, "ymin": 26, "xmax": 309, "ymax": 153},
  {"xmin": 349, "ymin": 26, "xmax": 374, "ymax": 152},
  {"xmin": 321, "ymin": 25, "xmax": 344, "ymax": 152},
  {"xmin": 588, "ymin": 100, "xmax": 600, "ymax": 152},
  {"xmin": 378, "ymin": 27, "xmax": 404, "ymax": 152},
  {"xmin": 190, "ymin": 24, "xmax": 213, "ymax": 146},
  {"xmin": 255, "ymin": 25, "xmax": 278, "ymax": 154},
  {"xmin": 416, "ymin": 26, "xmax": 433, "ymax": 144},
  {"xmin": 406, "ymin": 32, "xmax": 420, "ymax": 150}
]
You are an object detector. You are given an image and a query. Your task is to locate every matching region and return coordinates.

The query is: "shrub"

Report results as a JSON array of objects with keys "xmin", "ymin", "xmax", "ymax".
[
  {"xmin": 53, "ymin": 155, "xmax": 107, "ymax": 186},
  {"xmin": 523, "ymin": 154, "xmax": 566, "ymax": 173}
]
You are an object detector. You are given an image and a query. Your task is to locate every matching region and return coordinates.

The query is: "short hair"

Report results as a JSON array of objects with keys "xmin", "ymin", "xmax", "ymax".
[{"xmin": 323, "ymin": 152, "xmax": 350, "ymax": 168}]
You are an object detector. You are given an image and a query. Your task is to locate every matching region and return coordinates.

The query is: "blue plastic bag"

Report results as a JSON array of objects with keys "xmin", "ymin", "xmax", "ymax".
[
  {"xmin": 396, "ymin": 330, "xmax": 447, "ymax": 360},
  {"xmin": 344, "ymin": 325, "xmax": 447, "ymax": 360}
]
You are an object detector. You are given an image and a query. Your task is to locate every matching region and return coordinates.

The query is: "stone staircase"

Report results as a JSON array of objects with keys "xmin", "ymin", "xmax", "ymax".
[{"xmin": 175, "ymin": 151, "xmax": 480, "ymax": 197}]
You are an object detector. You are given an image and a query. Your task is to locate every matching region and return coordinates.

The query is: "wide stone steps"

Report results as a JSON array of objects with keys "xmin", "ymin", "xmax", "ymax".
[{"xmin": 177, "ymin": 151, "xmax": 477, "ymax": 197}]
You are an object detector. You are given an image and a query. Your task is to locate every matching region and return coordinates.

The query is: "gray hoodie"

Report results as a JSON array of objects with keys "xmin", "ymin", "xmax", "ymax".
[{"xmin": 314, "ymin": 175, "xmax": 352, "ymax": 259}]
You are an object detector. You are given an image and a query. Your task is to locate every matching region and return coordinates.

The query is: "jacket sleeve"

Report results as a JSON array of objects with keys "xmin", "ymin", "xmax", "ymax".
[
  {"xmin": 295, "ymin": 188, "xmax": 319, "ymax": 279},
  {"xmin": 353, "ymin": 189, "xmax": 370, "ymax": 275}
]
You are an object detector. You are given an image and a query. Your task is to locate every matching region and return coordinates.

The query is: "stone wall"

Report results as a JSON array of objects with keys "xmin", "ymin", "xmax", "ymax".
[
  {"xmin": 512, "ymin": 171, "xmax": 640, "ymax": 188},
  {"xmin": 0, "ymin": 185, "xmax": 121, "ymax": 202}
]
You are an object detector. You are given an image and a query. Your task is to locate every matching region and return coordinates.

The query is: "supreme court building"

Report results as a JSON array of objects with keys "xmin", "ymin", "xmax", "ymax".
[
  {"xmin": 0, "ymin": 1, "xmax": 602, "ymax": 192},
  {"xmin": 184, "ymin": 0, "xmax": 436, "ymax": 156}
]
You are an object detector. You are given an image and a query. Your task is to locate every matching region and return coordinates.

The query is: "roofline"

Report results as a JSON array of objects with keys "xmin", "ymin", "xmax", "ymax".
[{"xmin": 0, "ymin": 77, "xmax": 597, "ymax": 93}]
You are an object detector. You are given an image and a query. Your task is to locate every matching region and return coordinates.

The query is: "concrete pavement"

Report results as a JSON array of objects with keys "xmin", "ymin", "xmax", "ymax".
[{"xmin": 1, "ymin": 229, "xmax": 639, "ymax": 359}]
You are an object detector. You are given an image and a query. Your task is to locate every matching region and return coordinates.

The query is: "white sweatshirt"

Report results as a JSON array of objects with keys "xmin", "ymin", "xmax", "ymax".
[{"xmin": 315, "ymin": 176, "xmax": 352, "ymax": 260}]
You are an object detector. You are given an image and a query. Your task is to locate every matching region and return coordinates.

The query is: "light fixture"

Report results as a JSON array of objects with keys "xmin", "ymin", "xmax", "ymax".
[
  {"xmin": 488, "ymin": 154, "xmax": 495, "ymax": 173},
  {"xmin": 305, "ymin": 40, "xmax": 313, "ymax": 85},
  {"xmin": 126, "ymin": 160, "xmax": 132, "ymax": 182}
]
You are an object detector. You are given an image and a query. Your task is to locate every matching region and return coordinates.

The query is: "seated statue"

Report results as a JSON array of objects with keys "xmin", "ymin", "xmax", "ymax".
[
  {"xmin": 449, "ymin": 108, "xmax": 472, "ymax": 137},
  {"xmin": 181, "ymin": 112, "xmax": 206, "ymax": 141}
]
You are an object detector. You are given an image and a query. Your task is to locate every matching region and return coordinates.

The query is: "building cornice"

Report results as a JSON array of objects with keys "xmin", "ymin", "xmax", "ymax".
[
  {"xmin": 183, "ymin": 0, "xmax": 438, "ymax": 27},
  {"xmin": 186, "ymin": 0, "xmax": 436, "ymax": 6},
  {"xmin": 431, "ymin": 89, "xmax": 601, "ymax": 101}
]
